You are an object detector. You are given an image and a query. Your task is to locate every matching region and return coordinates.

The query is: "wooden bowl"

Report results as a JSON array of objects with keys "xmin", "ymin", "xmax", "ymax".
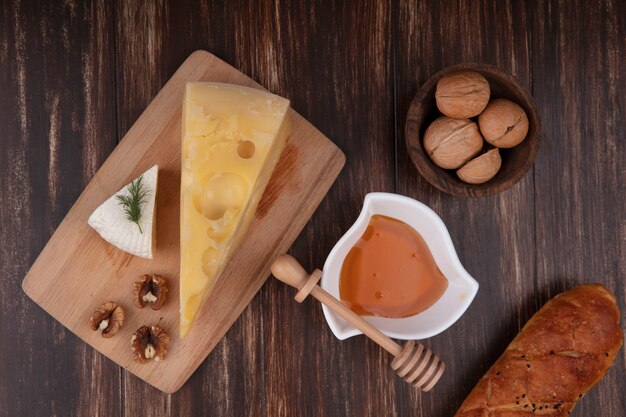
[{"xmin": 405, "ymin": 63, "xmax": 540, "ymax": 197}]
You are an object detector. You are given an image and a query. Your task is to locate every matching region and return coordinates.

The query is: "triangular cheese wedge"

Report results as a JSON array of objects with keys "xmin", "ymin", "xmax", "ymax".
[
  {"xmin": 88, "ymin": 165, "xmax": 158, "ymax": 259},
  {"xmin": 180, "ymin": 83, "xmax": 291, "ymax": 336}
]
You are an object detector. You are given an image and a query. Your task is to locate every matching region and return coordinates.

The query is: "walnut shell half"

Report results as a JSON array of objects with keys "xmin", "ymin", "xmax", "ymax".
[
  {"xmin": 131, "ymin": 325, "xmax": 170, "ymax": 363},
  {"xmin": 89, "ymin": 301, "xmax": 124, "ymax": 338},
  {"xmin": 423, "ymin": 117, "xmax": 484, "ymax": 169},
  {"xmin": 457, "ymin": 148, "xmax": 502, "ymax": 184},
  {"xmin": 134, "ymin": 274, "xmax": 168, "ymax": 310}
]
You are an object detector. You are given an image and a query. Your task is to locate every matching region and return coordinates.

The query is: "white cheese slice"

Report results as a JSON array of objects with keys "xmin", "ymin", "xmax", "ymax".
[{"xmin": 88, "ymin": 165, "xmax": 158, "ymax": 259}]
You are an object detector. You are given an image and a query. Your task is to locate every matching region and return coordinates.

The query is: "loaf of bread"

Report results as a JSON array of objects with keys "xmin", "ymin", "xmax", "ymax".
[{"xmin": 455, "ymin": 284, "xmax": 623, "ymax": 416}]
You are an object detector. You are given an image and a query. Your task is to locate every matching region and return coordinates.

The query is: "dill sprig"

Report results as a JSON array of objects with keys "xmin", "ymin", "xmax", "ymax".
[{"xmin": 116, "ymin": 175, "xmax": 149, "ymax": 234}]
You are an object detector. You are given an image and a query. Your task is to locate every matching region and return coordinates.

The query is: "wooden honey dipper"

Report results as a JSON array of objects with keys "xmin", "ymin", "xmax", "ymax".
[{"xmin": 271, "ymin": 254, "xmax": 445, "ymax": 392}]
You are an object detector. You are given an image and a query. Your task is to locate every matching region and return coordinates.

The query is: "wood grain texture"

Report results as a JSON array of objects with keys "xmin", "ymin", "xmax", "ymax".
[
  {"xmin": 22, "ymin": 50, "xmax": 345, "ymax": 394},
  {"xmin": 2, "ymin": 0, "xmax": 625, "ymax": 416},
  {"xmin": 0, "ymin": 1, "xmax": 120, "ymax": 416},
  {"xmin": 395, "ymin": 2, "xmax": 539, "ymax": 416},
  {"xmin": 530, "ymin": 1, "xmax": 626, "ymax": 415},
  {"xmin": 256, "ymin": 2, "xmax": 397, "ymax": 417}
]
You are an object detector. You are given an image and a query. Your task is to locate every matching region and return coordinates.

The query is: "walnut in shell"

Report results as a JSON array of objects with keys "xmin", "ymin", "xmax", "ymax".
[
  {"xmin": 134, "ymin": 274, "xmax": 168, "ymax": 310},
  {"xmin": 457, "ymin": 148, "xmax": 502, "ymax": 184},
  {"xmin": 131, "ymin": 325, "xmax": 170, "ymax": 363},
  {"xmin": 478, "ymin": 98, "xmax": 529, "ymax": 148},
  {"xmin": 89, "ymin": 301, "xmax": 124, "ymax": 338},
  {"xmin": 435, "ymin": 71, "xmax": 490, "ymax": 118},
  {"xmin": 423, "ymin": 116, "xmax": 484, "ymax": 169}
]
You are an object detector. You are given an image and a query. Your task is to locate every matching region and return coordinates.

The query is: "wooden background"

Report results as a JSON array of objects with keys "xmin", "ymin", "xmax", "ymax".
[{"xmin": 0, "ymin": 1, "xmax": 624, "ymax": 416}]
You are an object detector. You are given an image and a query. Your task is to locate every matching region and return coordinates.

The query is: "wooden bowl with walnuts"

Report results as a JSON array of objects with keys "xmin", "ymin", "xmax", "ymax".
[{"xmin": 405, "ymin": 63, "xmax": 540, "ymax": 197}]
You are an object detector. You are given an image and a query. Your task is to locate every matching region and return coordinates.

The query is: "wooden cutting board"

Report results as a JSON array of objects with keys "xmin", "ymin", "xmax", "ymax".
[{"xmin": 22, "ymin": 50, "xmax": 345, "ymax": 394}]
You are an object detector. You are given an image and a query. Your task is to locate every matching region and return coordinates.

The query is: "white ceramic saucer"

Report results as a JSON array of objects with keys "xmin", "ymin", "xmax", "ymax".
[{"xmin": 320, "ymin": 192, "xmax": 479, "ymax": 340}]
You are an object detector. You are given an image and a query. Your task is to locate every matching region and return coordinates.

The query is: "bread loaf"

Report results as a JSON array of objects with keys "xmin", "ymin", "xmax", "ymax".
[{"xmin": 455, "ymin": 284, "xmax": 623, "ymax": 416}]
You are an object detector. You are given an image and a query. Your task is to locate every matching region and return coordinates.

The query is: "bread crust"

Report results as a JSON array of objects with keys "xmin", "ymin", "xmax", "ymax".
[{"xmin": 455, "ymin": 284, "xmax": 623, "ymax": 416}]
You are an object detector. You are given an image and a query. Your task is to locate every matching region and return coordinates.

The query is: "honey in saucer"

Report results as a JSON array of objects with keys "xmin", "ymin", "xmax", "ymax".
[{"xmin": 339, "ymin": 215, "xmax": 448, "ymax": 318}]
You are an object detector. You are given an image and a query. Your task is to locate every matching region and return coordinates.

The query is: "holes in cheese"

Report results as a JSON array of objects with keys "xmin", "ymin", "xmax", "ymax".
[
  {"xmin": 192, "ymin": 172, "xmax": 249, "ymax": 221},
  {"xmin": 183, "ymin": 294, "xmax": 202, "ymax": 321},
  {"xmin": 180, "ymin": 82, "xmax": 291, "ymax": 336},
  {"xmin": 201, "ymin": 247, "xmax": 219, "ymax": 277},
  {"xmin": 237, "ymin": 140, "xmax": 256, "ymax": 159}
]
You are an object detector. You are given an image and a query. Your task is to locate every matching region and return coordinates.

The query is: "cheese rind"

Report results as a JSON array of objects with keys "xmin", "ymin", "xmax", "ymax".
[
  {"xmin": 88, "ymin": 165, "xmax": 158, "ymax": 259},
  {"xmin": 180, "ymin": 83, "xmax": 291, "ymax": 336}
]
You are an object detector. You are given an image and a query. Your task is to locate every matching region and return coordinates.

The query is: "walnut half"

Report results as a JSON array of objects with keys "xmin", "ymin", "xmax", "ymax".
[
  {"xmin": 134, "ymin": 274, "xmax": 168, "ymax": 310},
  {"xmin": 131, "ymin": 325, "xmax": 170, "ymax": 363},
  {"xmin": 89, "ymin": 301, "xmax": 125, "ymax": 338}
]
